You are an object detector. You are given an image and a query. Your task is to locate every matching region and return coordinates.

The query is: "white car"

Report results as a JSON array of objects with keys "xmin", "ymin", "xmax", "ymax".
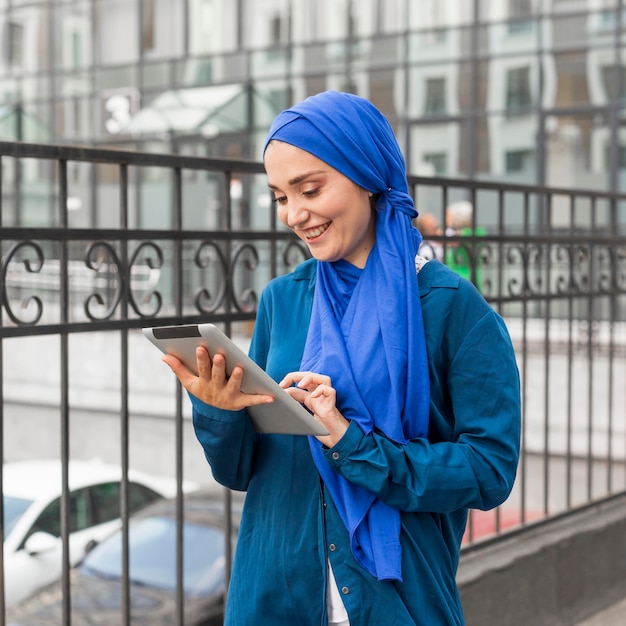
[{"xmin": 3, "ymin": 458, "xmax": 182, "ymax": 607}]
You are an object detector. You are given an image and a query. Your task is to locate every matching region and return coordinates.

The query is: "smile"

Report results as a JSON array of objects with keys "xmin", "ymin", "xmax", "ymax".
[{"xmin": 304, "ymin": 222, "xmax": 330, "ymax": 239}]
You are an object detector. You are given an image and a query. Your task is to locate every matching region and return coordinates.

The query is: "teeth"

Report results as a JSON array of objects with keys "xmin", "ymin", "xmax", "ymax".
[{"xmin": 305, "ymin": 223, "xmax": 329, "ymax": 239}]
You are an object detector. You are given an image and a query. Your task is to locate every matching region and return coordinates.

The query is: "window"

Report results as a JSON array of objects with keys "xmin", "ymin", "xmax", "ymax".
[
  {"xmin": 141, "ymin": 0, "xmax": 155, "ymax": 52},
  {"xmin": 71, "ymin": 31, "xmax": 82, "ymax": 67},
  {"xmin": 28, "ymin": 488, "xmax": 90, "ymax": 540},
  {"xmin": 424, "ymin": 78, "xmax": 446, "ymax": 116},
  {"xmin": 423, "ymin": 152, "xmax": 448, "ymax": 175},
  {"xmin": 269, "ymin": 11, "xmax": 290, "ymax": 45},
  {"xmin": 505, "ymin": 149, "xmax": 533, "ymax": 173},
  {"xmin": 3, "ymin": 21, "xmax": 24, "ymax": 66},
  {"xmin": 506, "ymin": 67, "xmax": 532, "ymax": 112},
  {"xmin": 509, "ymin": 0, "xmax": 532, "ymax": 19},
  {"xmin": 601, "ymin": 65, "xmax": 626, "ymax": 102}
]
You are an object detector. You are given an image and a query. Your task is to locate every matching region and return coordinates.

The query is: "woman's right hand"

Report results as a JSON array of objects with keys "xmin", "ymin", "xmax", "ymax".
[{"xmin": 162, "ymin": 346, "xmax": 275, "ymax": 411}]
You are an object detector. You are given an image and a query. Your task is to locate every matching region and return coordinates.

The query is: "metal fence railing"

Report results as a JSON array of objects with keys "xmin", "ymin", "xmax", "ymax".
[{"xmin": 1, "ymin": 141, "xmax": 625, "ymax": 624}]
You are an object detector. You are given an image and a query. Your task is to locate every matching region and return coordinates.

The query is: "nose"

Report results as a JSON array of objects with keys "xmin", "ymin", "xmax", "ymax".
[{"xmin": 284, "ymin": 196, "xmax": 309, "ymax": 229}]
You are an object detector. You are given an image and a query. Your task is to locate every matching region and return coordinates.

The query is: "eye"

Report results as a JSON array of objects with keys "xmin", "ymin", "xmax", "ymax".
[
  {"xmin": 301, "ymin": 188, "xmax": 320, "ymax": 198},
  {"xmin": 272, "ymin": 195, "xmax": 287, "ymax": 206}
]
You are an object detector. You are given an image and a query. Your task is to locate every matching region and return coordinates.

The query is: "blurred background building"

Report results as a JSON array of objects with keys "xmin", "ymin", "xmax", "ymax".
[{"xmin": 2, "ymin": 0, "xmax": 626, "ymax": 225}]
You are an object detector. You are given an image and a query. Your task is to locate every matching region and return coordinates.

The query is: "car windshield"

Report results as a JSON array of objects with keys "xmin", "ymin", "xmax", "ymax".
[
  {"xmin": 80, "ymin": 515, "xmax": 225, "ymax": 596},
  {"xmin": 4, "ymin": 496, "xmax": 33, "ymax": 540}
]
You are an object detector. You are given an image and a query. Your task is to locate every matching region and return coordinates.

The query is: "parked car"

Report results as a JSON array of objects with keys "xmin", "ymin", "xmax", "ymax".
[
  {"xmin": 3, "ymin": 458, "xmax": 182, "ymax": 607},
  {"xmin": 6, "ymin": 489, "xmax": 242, "ymax": 626}
]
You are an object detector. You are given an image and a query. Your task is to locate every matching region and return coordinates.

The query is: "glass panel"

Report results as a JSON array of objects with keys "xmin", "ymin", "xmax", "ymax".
[
  {"xmin": 60, "ymin": 72, "xmax": 92, "ymax": 97},
  {"xmin": 31, "ymin": 497, "xmax": 62, "ymax": 537},
  {"xmin": 82, "ymin": 516, "xmax": 226, "ymax": 596},
  {"xmin": 53, "ymin": 0, "xmax": 92, "ymax": 71},
  {"xmin": 70, "ymin": 488, "xmax": 90, "ymax": 532},
  {"xmin": 97, "ymin": 0, "xmax": 139, "ymax": 65},
  {"xmin": 97, "ymin": 66, "xmax": 138, "ymax": 91},
  {"xmin": 250, "ymin": 48, "xmax": 289, "ymax": 78},
  {"xmin": 142, "ymin": 61, "xmax": 171, "ymax": 88},
  {"xmin": 4, "ymin": 496, "xmax": 32, "ymax": 539},
  {"xmin": 545, "ymin": 113, "xmax": 608, "ymax": 194},
  {"xmin": 368, "ymin": 34, "xmax": 402, "ymax": 68},
  {"xmin": 90, "ymin": 482, "xmax": 121, "ymax": 524},
  {"xmin": 405, "ymin": 63, "xmax": 458, "ymax": 118},
  {"xmin": 142, "ymin": 0, "xmax": 184, "ymax": 60},
  {"xmin": 408, "ymin": 119, "xmax": 466, "ymax": 178}
]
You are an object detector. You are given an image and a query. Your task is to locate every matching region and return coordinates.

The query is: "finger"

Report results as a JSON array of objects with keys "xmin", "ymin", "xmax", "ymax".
[
  {"xmin": 297, "ymin": 372, "xmax": 332, "ymax": 390},
  {"xmin": 225, "ymin": 365, "xmax": 244, "ymax": 393},
  {"xmin": 279, "ymin": 371, "xmax": 305, "ymax": 388},
  {"xmin": 162, "ymin": 354, "xmax": 197, "ymax": 389},
  {"xmin": 310, "ymin": 384, "xmax": 334, "ymax": 399},
  {"xmin": 196, "ymin": 346, "xmax": 212, "ymax": 378},
  {"xmin": 284, "ymin": 387, "xmax": 308, "ymax": 403},
  {"xmin": 211, "ymin": 352, "xmax": 227, "ymax": 383}
]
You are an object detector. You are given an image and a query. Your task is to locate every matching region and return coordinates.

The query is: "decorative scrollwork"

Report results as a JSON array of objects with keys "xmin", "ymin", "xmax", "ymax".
[
  {"xmin": 596, "ymin": 245, "xmax": 614, "ymax": 293},
  {"xmin": 194, "ymin": 241, "xmax": 228, "ymax": 314},
  {"xmin": 83, "ymin": 241, "xmax": 123, "ymax": 321},
  {"xmin": 505, "ymin": 244, "xmax": 527, "ymax": 298},
  {"xmin": 282, "ymin": 240, "xmax": 310, "ymax": 269},
  {"xmin": 526, "ymin": 244, "xmax": 545, "ymax": 295},
  {"xmin": 231, "ymin": 243, "xmax": 259, "ymax": 313},
  {"xmin": 128, "ymin": 242, "xmax": 164, "ymax": 318},
  {"xmin": 617, "ymin": 246, "xmax": 626, "ymax": 292},
  {"xmin": 553, "ymin": 244, "xmax": 575, "ymax": 295},
  {"xmin": 1, "ymin": 241, "xmax": 44, "ymax": 325}
]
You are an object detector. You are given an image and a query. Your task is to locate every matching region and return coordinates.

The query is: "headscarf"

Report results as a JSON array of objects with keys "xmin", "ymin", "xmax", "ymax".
[{"xmin": 263, "ymin": 91, "xmax": 430, "ymax": 581}]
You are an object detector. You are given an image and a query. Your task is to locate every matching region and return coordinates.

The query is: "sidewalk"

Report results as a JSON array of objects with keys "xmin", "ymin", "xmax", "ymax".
[{"xmin": 576, "ymin": 597, "xmax": 626, "ymax": 625}]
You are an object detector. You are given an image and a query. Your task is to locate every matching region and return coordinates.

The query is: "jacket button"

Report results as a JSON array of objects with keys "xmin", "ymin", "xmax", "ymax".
[
  {"xmin": 329, "ymin": 544, "xmax": 336, "ymax": 551},
  {"xmin": 341, "ymin": 586, "xmax": 349, "ymax": 595},
  {"xmin": 331, "ymin": 452, "xmax": 340, "ymax": 460}
]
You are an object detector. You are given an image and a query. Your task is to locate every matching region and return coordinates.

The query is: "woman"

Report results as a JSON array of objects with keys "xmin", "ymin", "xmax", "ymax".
[{"xmin": 164, "ymin": 91, "xmax": 520, "ymax": 625}]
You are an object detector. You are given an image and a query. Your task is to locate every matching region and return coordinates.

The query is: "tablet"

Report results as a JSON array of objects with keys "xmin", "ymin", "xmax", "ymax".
[{"xmin": 142, "ymin": 323, "xmax": 329, "ymax": 436}]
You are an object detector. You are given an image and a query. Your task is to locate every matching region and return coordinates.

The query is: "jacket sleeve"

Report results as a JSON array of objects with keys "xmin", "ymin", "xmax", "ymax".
[
  {"xmin": 191, "ymin": 399, "xmax": 257, "ymax": 491},
  {"xmin": 324, "ymin": 309, "xmax": 521, "ymax": 514},
  {"xmin": 190, "ymin": 291, "xmax": 275, "ymax": 491}
]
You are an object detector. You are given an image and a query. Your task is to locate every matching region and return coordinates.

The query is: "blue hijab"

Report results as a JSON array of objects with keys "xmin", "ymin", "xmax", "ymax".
[{"xmin": 263, "ymin": 91, "xmax": 430, "ymax": 581}]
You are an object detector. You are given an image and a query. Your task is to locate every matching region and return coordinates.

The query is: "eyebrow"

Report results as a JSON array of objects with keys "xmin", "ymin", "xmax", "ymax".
[{"xmin": 267, "ymin": 169, "xmax": 327, "ymax": 190}]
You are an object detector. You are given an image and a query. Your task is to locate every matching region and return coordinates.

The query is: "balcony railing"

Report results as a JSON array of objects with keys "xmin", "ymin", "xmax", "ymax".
[{"xmin": 1, "ymin": 140, "xmax": 625, "ymax": 624}]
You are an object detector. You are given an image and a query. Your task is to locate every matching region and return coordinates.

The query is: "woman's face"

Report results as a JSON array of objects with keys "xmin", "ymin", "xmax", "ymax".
[{"xmin": 264, "ymin": 140, "xmax": 375, "ymax": 268}]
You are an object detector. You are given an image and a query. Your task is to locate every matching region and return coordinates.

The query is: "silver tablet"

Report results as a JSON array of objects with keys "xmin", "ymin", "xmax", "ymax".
[{"xmin": 142, "ymin": 323, "xmax": 328, "ymax": 436}]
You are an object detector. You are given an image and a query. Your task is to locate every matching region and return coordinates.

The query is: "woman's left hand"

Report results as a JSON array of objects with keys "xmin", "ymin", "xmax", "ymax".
[{"xmin": 280, "ymin": 371, "xmax": 349, "ymax": 448}]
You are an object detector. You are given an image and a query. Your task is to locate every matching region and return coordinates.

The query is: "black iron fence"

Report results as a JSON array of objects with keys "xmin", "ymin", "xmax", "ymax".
[{"xmin": 1, "ymin": 141, "xmax": 625, "ymax": 625}]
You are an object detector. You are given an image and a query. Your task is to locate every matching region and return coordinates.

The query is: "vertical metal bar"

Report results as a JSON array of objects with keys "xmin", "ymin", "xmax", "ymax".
[
  {"xmin": 565, "ymin": 194, "xmax": 575, "ymax": 509},
  {"xmin": 536, "ymin": 6, "xmax": 546, "ymax": 188},
  {"xmin": 58, "ymin": 158, "xmax": 72, "ymax": 626},
  {"xmin": 223, "ymin": 169, "xmax": 234, "ymax": 594},
  {"xmin": 119, "ymin": 163, "xmax": 131, "ymax": 626},
  {"xmin": 606, "ymin": 197, "xmax": 616, "ymax": 493},
  {"xmin": 584, "ymin": 196, "xmax": 596, "ymax": 504},
  {"xmin": 542, "ymin": 192, "xmax": 552, "ymax": 516},
  {"xmin": 0, "ymin": 155, "xmax": 4, "ymax": 623},
  {"xmin": 172, "ymin": 166, "xmax": 185, "ymax": 626},
  {"xmin": 609, "ymin": 0, "xmax": 623, "ymax": 193},
  {"xmin": 585, "ymin": 201, "xmax": 595, "ymax": 502},
  {"xmin": 468, "ymin": 0, "xmax": 479, "ymax": 179},
  {"xmin": 494, "ymin": 187, "xmax": 505, "ymax": 534},
  {"xmin": 520, "ymin": 190, "xmax": 530, "ymax": 523}
]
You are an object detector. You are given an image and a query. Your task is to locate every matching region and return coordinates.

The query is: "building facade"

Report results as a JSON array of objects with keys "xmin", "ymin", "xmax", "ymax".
[{"xmin": 1, "ymin": 0, "xmax": 626, "ymax": 226}]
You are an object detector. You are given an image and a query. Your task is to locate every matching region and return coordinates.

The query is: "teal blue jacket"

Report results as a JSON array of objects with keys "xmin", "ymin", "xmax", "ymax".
[{"xmin": 190, "ymin": 259, "xmax": 520, "ymax": 625}]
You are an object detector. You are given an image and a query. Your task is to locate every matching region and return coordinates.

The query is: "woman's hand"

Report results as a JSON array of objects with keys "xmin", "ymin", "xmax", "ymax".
[
  {"xmin": 280, "ymin": 371, "xmax": 349, "ymax": 447},
  {"xmin": 162, "ymin": 347, "xmax": 275, "ymax": 411}
]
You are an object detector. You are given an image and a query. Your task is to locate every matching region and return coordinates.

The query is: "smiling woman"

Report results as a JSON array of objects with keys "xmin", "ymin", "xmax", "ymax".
[
  {"xmin": 265, "ymin": 146, "xmax": 376, "ymax": 268},
  {"xmin": 164, "ymin": 90, "xmax": 521, "ymax": 626}
]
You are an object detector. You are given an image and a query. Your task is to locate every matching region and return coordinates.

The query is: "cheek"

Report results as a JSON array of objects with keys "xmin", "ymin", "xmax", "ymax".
[{"xmin": 276, "ymin": 205, "xmax": 289, "ymax": 227}]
